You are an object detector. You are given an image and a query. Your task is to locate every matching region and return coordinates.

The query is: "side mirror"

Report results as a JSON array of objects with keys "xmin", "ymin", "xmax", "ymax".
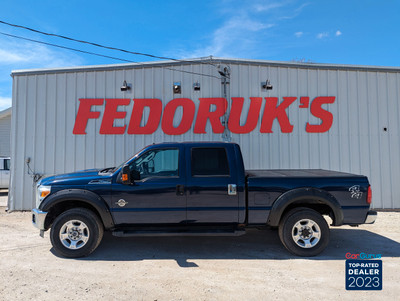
[
  {"xmin": 121, "ymin": 165, "xmax": 131, "ymax": 185},
  {"xmin": 132, "ymin": 169, "xmax": 141, "ymax": 181}
]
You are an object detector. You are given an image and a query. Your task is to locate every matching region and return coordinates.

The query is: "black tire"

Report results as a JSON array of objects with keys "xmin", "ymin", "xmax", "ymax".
[
  {"xmin": 278, "ymin": 207, "xmax": 329, "ymax": 257},
  {"xmin": 50, "ymin": 208, "xmax": 104, "ymax": 258}
]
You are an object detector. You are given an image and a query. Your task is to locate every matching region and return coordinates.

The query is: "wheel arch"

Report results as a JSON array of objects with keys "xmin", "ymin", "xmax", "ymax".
[
  {"xmin": 267, "ymin": 187, "xmax": 343, "ymax": 227},
  {"xmin": 40, "ymin": 189, "xmax": 115, "ymax": 230}
]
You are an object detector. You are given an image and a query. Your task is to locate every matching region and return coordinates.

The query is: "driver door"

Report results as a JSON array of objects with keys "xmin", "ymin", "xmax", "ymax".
[{"xmin": 111, "ymin": 146, "xmax": 187, "ymax": 225}]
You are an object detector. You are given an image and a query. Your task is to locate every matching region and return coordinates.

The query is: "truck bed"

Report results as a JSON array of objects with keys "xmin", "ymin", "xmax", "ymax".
[
  {"xmin": 246, "ymin": 169, "xmax": 360, "ymax": 178},
  {"xmin": 245, "ymin": 169, "xmax": 370, "ymax": 225}
]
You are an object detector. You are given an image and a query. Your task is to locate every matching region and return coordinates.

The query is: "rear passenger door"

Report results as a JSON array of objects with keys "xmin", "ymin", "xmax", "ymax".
[{"xmin": 185, "ymin": 145, "xmax": 239, "ymax": 223}]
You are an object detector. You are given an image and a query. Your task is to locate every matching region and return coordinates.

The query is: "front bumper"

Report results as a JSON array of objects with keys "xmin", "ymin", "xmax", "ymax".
[
  {"xmin": 32, "ymin": 208, "xmax": 48, "ymax": 232},
  {"xmin": 364, "ymin": 210, "xmax": 377, "ymax": 224}
]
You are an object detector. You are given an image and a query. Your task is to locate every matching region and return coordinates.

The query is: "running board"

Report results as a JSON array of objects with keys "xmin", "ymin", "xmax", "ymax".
[{"xmin": 112, "ymin": 229, "xmax": 246, "ymax": 237}]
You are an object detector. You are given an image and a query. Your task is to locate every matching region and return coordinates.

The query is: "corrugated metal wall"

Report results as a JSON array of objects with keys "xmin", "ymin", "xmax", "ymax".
[
  {"xmin": 9, "ymin": 59, "xmax": 400, "ymax": 210},
  {"xmin": 0, "ymin": 112, "xmax": 11, "ymax": 157}
]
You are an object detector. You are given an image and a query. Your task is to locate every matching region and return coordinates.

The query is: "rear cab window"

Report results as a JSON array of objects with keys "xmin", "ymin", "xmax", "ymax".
[{"xmin": 191, "ymin": 147, "xmax": 230, "ymax": 177}]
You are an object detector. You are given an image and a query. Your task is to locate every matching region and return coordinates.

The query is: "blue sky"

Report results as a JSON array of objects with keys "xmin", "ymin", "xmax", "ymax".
[{"xmin": 0, "ymin": 0, "xmax": 399, "ymax": 110}]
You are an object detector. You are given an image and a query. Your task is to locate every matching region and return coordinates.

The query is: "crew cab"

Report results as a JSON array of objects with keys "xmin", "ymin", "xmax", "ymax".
[{"xmin": 32, "ymin": 142, "xmax": 377, "ymax": 257}]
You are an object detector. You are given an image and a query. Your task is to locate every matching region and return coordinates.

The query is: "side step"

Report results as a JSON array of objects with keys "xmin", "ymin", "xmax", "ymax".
[{"xmin": 112, "ymin": 229, "xmax": 246, "ymax": 237}]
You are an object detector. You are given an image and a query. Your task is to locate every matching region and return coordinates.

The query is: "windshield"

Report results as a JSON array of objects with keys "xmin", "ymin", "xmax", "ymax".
[{"xmin": 111, "ymin": 146, "xmax": 147, "ymax": 173}]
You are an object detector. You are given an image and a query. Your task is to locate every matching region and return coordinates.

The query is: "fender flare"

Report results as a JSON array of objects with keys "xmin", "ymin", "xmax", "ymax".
[
  {"xmin": 39, "ymin": 189, "xmax": 115, "ymax": 229},
  {"xmin": 267, "ymin": 187, "xmax": 343, "ymax": 227}
]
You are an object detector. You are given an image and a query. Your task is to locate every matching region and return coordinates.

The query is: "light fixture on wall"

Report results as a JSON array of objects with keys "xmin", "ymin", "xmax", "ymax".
[
  {"xmin": 120, "ymin": 80, "xmax": 131, "ymax": 91},
  {"xmin": 193, "ymin": 82, "xmax": 200, "ymax": 91},
  {"xmin": 173, "ymin": 82, "xmax": 181, "ymax": 94},
  {"xmin": 261, "ymin": 79, "xmax": 273, "ymax": 90}
]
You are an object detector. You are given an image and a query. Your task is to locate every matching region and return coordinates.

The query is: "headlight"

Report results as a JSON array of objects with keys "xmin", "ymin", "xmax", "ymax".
[{"xmin": 36, "ymin": 185, "xmax": 51, "ymax": 207}]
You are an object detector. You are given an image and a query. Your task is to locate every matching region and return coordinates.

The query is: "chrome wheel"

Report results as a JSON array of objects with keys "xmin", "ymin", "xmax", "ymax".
[
  {"xmin": 292, "ymin": 218, "xmax": 321, "ymax": 248},
  {"xmin": 59, "ymin": 220, "xmax": 90, "ymax": 250}
]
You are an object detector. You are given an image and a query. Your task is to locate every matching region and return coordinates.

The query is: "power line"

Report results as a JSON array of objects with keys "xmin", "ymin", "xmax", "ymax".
[
  {"xmin": 0, "ymin": 31, "xmax": 221, "ymax": 79},
  {"xmin": 0, "ymin": 31, "xmax": 133, "ymax": 63},
  {"xmin": 0, "ymin": 20, "xmax": 218, "ymax": 67}
]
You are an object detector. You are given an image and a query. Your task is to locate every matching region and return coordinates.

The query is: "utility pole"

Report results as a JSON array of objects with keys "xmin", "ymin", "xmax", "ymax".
[{"xmin": 218, "ymin": 65, "xmax": 231, "ymax": 142}]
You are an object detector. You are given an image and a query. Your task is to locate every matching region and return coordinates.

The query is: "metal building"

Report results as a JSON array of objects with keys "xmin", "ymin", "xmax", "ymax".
[
  {"xmin": 0, "ymin": 107, "xmax": 11, "ymax": 157},
  {"xmin": 9, "ymin": 58, "xmax": 400, "ymax": 210}
]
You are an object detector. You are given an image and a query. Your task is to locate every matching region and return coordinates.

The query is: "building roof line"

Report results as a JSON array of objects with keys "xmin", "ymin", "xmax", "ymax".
[
  {"xmin": 11, "ymin": 57, "xmax": 400, "ymax": 76},
  {"xmin": 0, "ymin": 107, "xmax": 11, "ymax": 119}
]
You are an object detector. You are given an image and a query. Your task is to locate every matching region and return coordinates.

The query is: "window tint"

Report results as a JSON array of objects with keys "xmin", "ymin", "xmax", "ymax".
[
  {"xmin": 4, "ymin": 159, "xmax": 10, "ymax": 170},
  {"xmin": 191, "ymin": 148, "xmax": 230, "ymax": 176},
  {"xmin": 132, "ymin": 148, "xmax": 179, "ymax": 179}
]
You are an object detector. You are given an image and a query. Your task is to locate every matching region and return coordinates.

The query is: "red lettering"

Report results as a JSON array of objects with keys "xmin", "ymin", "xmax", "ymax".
[
  {"xmin": 99, "ymin": 99, "xmax": 130, "ymax": 134},
  {"xmin": 194, "ymin": 98, "xmax": 227, "ymax": 134},
  {"xmin": 127, "ymin": 99, "xmax": 162, "ymax": 134},
  {"xmin": 72, "ymin": 96, "xmax": 336, "ymax": 135},
  {"xmin": 299, "ymin": 97, "xmax": 309, "ymax": 108},
  {"xmin": 306, "ymin": 97, "xmax": 336, "ymax": 133},
  {"xmin": 228, "ymin": 97, "xmax": 262, "ymax": 134},
  {"xmin": 73, "ymin": 98, "xmax": 104, "ymax": 134},
  {"xmin": 162, "ymin": 98, "xmax": 195, "ymax": 135},
  {"xmin": 260, "ymin": 97, "xmax": 296, "ymax": 133}
]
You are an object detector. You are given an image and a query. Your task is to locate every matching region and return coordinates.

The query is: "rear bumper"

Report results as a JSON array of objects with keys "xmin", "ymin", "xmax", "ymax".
[
  {"xmin": 364, "ymin": 210, "xmax": 377, "ymax": 224},
  {"xmin": 32, "ymin": 208, "xmax": 48, "ymax": 231}
]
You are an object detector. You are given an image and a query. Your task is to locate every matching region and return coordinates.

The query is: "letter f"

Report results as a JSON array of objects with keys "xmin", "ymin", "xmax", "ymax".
[{"xmin": 73, "ymin": 98, "xmax": 104, "ymax": 134}]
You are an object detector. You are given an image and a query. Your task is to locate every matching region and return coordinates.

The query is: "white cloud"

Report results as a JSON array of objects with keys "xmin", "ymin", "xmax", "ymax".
[
  {"xmin": 174, "ymin": 0, "xmax": 292, "ymax": 59},
  {"xmin": 179, "ymin": 16, "xmax": 275, "ymax": 58},
  {"xmin": 0, "ymin": 96, "xmax": 12, "ymax": 111},
  {"xmin": 280, "ymin": 2, "xmax": 311, "ymax": 20},
  {"xmin": 254, "ymin": 2, "xmax": 284, "ymax": 12},
  {"xmin": 335, "ymin": 30, "xmax": 342, "ymax": 36},
  {"xmin": 0, "ymin": 39, "xmax": 82, "ymax": 67},
  {"xmin": 295, "ymin": 31, "xmax": 303, "ymax": 38},
  {"xmin": 0, "ymin": 49, "xmax": 26, "ymax": 63},
  {"xmin": 170, "ymin": 1, "xmax": 311, "ymax": 60},
  {"xmin": 317, "ymin": 32, "xmax": 329, "ymax": 39},
  {"xmin": 0, "ymin": 37, "xmax": 83, "ymax": 111}
]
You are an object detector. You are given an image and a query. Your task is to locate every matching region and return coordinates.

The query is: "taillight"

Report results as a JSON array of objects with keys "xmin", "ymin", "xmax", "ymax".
[{"xmin": 367, "ymin": 186, "xmax": 372, "ymax": 204}]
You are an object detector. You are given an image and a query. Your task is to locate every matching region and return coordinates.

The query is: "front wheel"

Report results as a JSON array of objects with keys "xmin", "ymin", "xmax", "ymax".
[
  {"xmin": 50, "ymin": 208, "xmax": 104, "ymax": 258},
  {"xmin": 278, "ymin": 207, "xmax": 330, "ymax": 257}
]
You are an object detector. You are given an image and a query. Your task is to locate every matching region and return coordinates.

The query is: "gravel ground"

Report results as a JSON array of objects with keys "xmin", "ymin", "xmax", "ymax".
[{"xmin": 0, "ymin": 201, "xmax": 399, "ymax": 300}]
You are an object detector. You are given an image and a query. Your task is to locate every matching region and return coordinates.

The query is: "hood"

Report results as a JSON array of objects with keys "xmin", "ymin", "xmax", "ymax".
[{"xmin": 40, "ymin": 169, "xmax": 113, "ymax": 186}]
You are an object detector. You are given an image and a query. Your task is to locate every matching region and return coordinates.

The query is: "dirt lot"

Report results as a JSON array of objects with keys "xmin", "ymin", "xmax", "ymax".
[{"xmin": 0, "ymin": 196, "xmax": 399, "ymax": 300}]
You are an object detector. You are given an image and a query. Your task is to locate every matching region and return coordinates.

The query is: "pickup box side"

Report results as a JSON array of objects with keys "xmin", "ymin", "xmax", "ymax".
[
  {"xmin": 39, "ymin": 189, "xmax": 114, "ymax": 230},
  {"xmin": 266, "ymin": 187, "xmax": 343, "ymax": 227},
  {"xmin": 246, "ymin": 170, "xmax": 370, "ymax": 227}
]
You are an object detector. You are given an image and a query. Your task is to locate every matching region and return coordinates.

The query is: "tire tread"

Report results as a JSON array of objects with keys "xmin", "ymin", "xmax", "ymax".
[
  {"xmin": 278, "ymin": 207, "xmax": 329, "ymax": 257},
  {"xmin": 50, "ymin": 208, "xmax": 104, "ymax": 258}
]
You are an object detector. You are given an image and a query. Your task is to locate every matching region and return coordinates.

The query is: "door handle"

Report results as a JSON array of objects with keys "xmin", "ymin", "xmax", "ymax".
[
  {"xmin": 228, "ymin": 184, "xmax": 237, "ymax": 195},
  {"xmin": 176, "ymin": 184, "xmax": 185, "ymax": 196}
]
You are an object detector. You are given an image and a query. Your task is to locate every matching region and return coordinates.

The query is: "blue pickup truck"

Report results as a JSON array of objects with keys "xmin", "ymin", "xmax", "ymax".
[{"xmin": 32, "ymin": 142, "xmax": 376, "ymax": 258}]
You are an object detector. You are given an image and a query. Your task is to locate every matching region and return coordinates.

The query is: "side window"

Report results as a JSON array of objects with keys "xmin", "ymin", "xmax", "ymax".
[
  {"xmin": 132, "ymin": 148, "xmax": 179, "ymax": 179},
  {"xmin": 191, "ymin": 147, "xmax": 230, "ymax": 176},
  {"xmin": 0, "ymin": 159, "xmax": 3, "ymax": 170},
  {"xmin": 4, "ymin": 159, "xmax": 10, "ymax": 171}
]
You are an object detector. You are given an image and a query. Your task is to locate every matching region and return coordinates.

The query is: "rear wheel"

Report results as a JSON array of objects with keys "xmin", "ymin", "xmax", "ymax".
[
  {"xmin": 50, "ymin": 208, "xmax": 104, "ymax": 258},
  {"xmin": 278, "ymin": 207, "xmax": 329, "ymax": 257}
]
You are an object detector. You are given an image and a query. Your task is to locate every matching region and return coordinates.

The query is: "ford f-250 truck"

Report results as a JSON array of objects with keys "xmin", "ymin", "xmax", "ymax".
[{"xmin": 32, "ymin": 142, "xmax": 377, "ymax": 258}]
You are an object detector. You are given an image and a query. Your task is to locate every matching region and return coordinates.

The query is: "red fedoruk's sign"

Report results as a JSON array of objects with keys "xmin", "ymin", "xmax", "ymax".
[{"xmin": 73, "ymin": 96, "xmax": 336, "ymax": 135}]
